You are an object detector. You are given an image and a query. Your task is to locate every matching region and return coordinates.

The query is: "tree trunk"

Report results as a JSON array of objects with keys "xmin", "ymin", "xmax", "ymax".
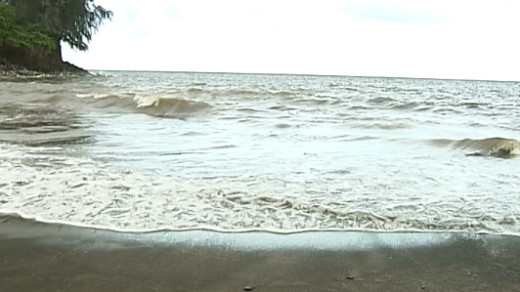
[{"xmin": 54, "ymin": 37, "xmax": 63, "ymax": 63}]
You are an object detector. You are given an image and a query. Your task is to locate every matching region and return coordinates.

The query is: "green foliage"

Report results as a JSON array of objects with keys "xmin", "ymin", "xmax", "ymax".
[
  {"xmin": 0, "ymin": 2, "xmax": 55, "ymax": 50},
  {"xmin": 9, "ymin": 0, "xmax": 112, "ymax": 51}
]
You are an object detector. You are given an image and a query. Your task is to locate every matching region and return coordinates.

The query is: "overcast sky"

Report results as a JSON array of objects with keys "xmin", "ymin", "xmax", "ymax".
[{"xmin": 62, "ymin": 0, "xmax": 520, "ymax": 81}]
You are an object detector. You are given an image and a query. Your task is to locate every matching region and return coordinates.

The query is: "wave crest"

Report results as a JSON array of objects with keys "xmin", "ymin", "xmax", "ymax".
[
  {"xmin": 430, "ymin": 137, "xmax": 520, "ymax": 158},
  {"xmin": 133, "ymin": 96, "xmax": 211, "ymax": 118},
  {"xmin": 76, "ymin": 93, "xmax": 211, "ymax": 118}
]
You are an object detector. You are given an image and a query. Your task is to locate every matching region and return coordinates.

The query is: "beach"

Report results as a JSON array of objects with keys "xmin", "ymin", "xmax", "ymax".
[{"xmin": 1, "ymin": 216, "xmax": 519, "ymax": 292}]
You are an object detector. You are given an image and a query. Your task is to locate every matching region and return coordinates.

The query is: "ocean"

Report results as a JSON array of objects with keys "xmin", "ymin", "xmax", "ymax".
[{"xmin": 0, "ymin": 71, "xmax": 519, "ymax": 235}]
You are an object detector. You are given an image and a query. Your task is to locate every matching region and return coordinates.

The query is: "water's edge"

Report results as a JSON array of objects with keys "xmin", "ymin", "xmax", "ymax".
[{"xmin": 2, "ymin": 212, "xmax": 519, "ymax": 254}]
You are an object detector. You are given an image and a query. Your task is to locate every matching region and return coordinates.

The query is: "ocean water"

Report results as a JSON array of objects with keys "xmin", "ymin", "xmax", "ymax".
[{"xmin": 0, "ymin": 71, "xmax": 519, "ymax": 235}]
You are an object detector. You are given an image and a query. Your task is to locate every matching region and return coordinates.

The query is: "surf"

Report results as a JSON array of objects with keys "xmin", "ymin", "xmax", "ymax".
[{"xmin": 429, "ymin": 137, "xmax": 520, "ymax": 158}]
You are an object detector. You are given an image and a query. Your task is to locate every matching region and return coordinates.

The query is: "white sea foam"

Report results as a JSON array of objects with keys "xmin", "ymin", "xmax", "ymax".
[{"xmin": 1, "ymin": 140, "xmax": 519, "ymax": 235}]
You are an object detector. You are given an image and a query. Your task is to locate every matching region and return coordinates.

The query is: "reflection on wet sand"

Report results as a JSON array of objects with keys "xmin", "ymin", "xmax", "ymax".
[{"xmin": 1, "ymin": 215, "xmax": 520, "ymax": 292}]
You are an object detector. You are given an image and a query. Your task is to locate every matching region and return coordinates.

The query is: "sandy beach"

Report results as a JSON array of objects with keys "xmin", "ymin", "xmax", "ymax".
[{"xmin": 0, "ymin": 215, "xmax": 519, "ymax": 291}]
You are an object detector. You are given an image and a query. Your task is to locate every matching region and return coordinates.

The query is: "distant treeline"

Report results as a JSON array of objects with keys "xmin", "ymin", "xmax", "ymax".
[{"xmin": 0, "ymin": 0, "xmax": 111, "ymax": 72}]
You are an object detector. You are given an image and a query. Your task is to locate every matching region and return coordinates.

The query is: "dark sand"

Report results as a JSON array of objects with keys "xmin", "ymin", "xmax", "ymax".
[{"xmin": 1, "ymin": 215, "xmax": 520, "ymax": 291}]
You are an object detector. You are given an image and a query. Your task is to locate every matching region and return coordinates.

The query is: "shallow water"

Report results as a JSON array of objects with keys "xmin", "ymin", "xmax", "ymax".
[{"xmin": 0, "ymin": 71, "xmax": 519, "ymax": 234}]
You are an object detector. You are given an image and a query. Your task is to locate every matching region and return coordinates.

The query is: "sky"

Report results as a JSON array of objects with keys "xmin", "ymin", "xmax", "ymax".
[{"xmin": 62, "ymin": 0, "xmax": 520, "ymax": 81}]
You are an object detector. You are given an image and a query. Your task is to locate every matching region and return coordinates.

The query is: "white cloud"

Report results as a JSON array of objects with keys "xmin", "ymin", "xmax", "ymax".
[
  {"xmin": 62, "ymin": 0, "xmax": 520, "ymax": 81},
  {"xmin": 342, "ymin": 0, "xmax": 449, "ymax": 24}
]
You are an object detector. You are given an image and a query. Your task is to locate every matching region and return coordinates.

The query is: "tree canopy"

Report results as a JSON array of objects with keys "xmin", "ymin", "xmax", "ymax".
[
  {"xmin": 0, "ymin": 2, "xmax": 55, "ymax": 50},
  {"xmin": 1, "ymin": 0, "xmax": 112, "ymax": 51}
]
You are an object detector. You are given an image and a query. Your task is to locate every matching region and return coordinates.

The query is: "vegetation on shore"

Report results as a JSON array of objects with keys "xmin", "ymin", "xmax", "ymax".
[
  {"xmin": 0, "ymin": 0, "xmax": 112, "ymax": 74},
  {"xmin": 0, "ymin": 3, "xmax": 55, "ymax": 50}
]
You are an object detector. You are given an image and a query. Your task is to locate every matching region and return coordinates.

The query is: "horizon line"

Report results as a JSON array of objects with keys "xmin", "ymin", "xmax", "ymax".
[{"xmin": 84, "ymin": 68, "xmax": 520, "ymax": 83}]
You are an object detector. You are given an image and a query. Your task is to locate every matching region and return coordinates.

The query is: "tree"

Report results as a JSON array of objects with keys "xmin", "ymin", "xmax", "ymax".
[
  {"xmin": 0, "ymin": 2, "xmax": 55, "ymax": 50},
  {"xmin": 8, "ymin": 0, "xmax": 112, "ymax": 52}
]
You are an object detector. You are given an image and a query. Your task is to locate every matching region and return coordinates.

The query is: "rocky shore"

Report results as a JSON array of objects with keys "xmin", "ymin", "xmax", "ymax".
[{"xmin": 0, "ymin": 60, "xmax": 89, "ymax": 77}]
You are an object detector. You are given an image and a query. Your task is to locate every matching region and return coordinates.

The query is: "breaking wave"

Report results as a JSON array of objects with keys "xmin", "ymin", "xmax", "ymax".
[
  {"xmin": 76, "ymin": 93, "xmax": 211, "ymax": 118},
  {"xmin": 0, "ymin": 81, "xmax": 211, "ymax": 119},
  {"xmin": 429, "ymin": 137, "xmax": 520, "ymax": 158}
]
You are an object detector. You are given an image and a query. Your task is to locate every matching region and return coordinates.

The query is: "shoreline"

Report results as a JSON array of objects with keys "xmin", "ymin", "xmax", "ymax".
[
  {"xmin": 0, "ymin": 61, "xmax": 90, "ymax": 77},
  {"xmin": 1, "ymin": 215, "xmax": 520, "ymax": 291}
]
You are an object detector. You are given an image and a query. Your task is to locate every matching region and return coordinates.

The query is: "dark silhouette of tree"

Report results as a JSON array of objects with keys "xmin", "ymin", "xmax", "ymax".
[
  {"xmin": 8, "ymin": 0, "xmax": 112, "ymax": 52},
  {"xmin": 1, "ymin": 0, "xmax": 111, "ymax": 72}
]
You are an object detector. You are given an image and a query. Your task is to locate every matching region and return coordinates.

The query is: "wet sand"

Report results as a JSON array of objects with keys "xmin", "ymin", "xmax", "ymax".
[{"xmin": 1, "ymin": 216, "xmax": 520, "ymax": 291}]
